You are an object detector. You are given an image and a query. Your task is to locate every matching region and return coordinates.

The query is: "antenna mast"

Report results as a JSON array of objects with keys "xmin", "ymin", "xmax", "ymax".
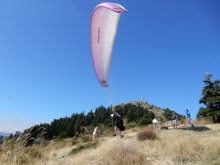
[
  {"xmin": 204, "ymin": 72, "xmax": 212, "ymax": 81},
  {"xmin": 143, "ymin": 95, "xmax": 145, "ymax": 103}
]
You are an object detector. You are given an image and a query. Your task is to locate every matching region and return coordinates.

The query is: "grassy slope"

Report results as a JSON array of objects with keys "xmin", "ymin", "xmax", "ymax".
[{"xmin": 1, "ymin": 124, "xmax": 220, "ymax": 165}]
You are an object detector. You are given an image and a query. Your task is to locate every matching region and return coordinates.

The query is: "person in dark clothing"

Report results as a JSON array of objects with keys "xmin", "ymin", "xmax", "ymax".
[
  {"xmin": 171, "ymin": 112, "xmax": 177, "ymax": 128},
  {"xmin": 111, "ymin": 112, "xmax": 125, "ymax": 138}
]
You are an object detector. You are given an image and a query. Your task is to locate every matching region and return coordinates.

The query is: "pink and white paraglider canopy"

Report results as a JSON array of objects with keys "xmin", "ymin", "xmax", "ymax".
[{"xmin": 90, "ymin": 3, "xmax": 127, "ymax": 87}]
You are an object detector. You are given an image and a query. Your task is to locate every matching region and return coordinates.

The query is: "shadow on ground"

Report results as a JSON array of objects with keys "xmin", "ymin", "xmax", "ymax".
[{"xmin": 179, "ymin": 126, "xmax": 211, "ymax": 132}]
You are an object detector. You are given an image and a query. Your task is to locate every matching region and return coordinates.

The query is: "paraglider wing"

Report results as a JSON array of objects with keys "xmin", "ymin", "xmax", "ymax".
[{"xmin": 90, "ymin": 3, "xmax": 127, "ymax": 87}]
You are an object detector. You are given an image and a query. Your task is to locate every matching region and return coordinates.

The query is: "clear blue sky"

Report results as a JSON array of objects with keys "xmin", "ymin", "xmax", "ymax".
[{"xmin": 1, "ymin": 0, "xmax": 220, "ymax": 133}]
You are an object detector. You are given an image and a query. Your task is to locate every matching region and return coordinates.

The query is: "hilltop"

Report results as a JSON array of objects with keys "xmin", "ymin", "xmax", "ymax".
[
  {"xmin": 122, "ymin": 101, "xmax": 166, "ymax": 118},
  {"xmin": 117, "ymin": 101, "xmax": 183, "ymax": 123}
]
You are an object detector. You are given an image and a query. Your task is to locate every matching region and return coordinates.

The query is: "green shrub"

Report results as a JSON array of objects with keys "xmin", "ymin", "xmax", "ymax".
[
  {"xmin": 75, "ymin": 132, "xmax": 79, "ymax": 138},
  {"xmin": 72, "ymin": 136, "xmax": 78, "ymax": 145},
  {"xmin": 19, "ymin": 154, "xmax": 29, "ymax": 164},
  {"xmin": 138, "ymin": 116, "xmax": 151, "ymax": 126},
  {"xmin": 81, "ymin": 135, "xmax": 92, "ymax": 143},
  {"xmin": 28, "ymin": 149, "xmax": 41, "ymax": 158}
]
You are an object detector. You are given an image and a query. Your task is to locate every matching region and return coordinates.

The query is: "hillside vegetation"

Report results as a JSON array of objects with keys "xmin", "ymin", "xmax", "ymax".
[
  {"xmin": 1, "ymin": 122, "xmax": 220, "ymax": 165},
  {"xmin": 2, "ymin": 101, "xmax": 184, "ymax": 147},
  {"xmin": 2, "ymin": 101, "xmax": 218, "ymax": 165}
]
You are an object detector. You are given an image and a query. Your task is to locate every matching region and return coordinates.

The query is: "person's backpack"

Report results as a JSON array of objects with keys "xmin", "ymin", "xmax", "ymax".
[
  {"xmin": 115, "ymin": 112, "xmax": 125, "ymax": 131},
  {"xmin": 115, "ymin": 112, "xmax": 123, "ymax": 121}
]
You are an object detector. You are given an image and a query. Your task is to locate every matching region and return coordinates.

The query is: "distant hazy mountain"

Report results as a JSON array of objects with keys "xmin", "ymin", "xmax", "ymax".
[{"xmin": 0, "ymin": 132, "xmax": 10, "ymax": 136}]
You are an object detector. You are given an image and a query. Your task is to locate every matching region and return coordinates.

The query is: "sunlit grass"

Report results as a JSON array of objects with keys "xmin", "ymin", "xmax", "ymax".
[{"xmin": 1, "ymin": 124, "xmax": 220, "ymax": 165}]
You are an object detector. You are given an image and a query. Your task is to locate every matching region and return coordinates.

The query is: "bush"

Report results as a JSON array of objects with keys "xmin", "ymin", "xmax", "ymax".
[
  {"xmin": 24, "ymin": 147, "xmax": 42, "ymax": 159},
  {"xmin": 28, "ymin": 149, "xmax": 41, "ymax": 158},
  {"xmin": 137, "ymin": 128, "xmax": 158, "ymax": 141},
  {"xmin": 72, "ymin": 136, "xmax": 78, "ymax": 145},
  {"xmin": 81, "ymin": 135, "xmax": 92, "ymax": 143},
  {"xmin": 19, "ymin": 154, "xmax": 29, "ymax": 164},
  {"xmin": 138, "ymin": 116, "xmax": 151, "ymax": 126}
]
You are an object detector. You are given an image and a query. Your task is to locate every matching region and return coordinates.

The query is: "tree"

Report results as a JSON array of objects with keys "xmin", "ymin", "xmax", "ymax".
[
  {"xmin": 0, "ymin": 135, "xmax": 4, "ymax": 141},
  {"xmin": 138, "ymin": 115, "xmax": 151, "ymax": 126},
  {"xmin": 199, "ymin": 74, "xmax": 220, "ymax": 122}
]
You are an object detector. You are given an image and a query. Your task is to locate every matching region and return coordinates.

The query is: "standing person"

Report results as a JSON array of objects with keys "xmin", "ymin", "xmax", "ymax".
[
  {"xmin": 189, "ymin": 121, "xmax": 194, "ymax": 128},
  {"xmin": 92, "ymin": 126, "xmax": 99, "ymax": 140},
  {"xmin": 152, "ymin": 118, "xmax": 158, "ymax": 130},
  {"xmin": 111, "ymin": 112, "xmax": 125, "ymax": 138},
  {"xmin": 171, "ymin": 112, "xmax": 177, "ymax": 128},
  {"xmin": 185, "ymin": 109, "xmax": 191, "ymax": 126}
]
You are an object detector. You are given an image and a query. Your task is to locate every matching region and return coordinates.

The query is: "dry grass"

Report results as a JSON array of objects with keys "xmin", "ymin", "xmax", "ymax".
[
  {"xmin": 137, "ymin": 127, "xmax": 158, "ymax": 141},
  {"xmin": 0, "ymin": 126, "xmax": 47, "ymax": 165},
  {"xmin": 194, "ymin": 118, "xmax": 214, "ymax": 125},
  {"xmin": 145, "ymin": 124, "xmax": 220, "ymax": 165},
  {"xmin": 66, "ymin": 136, "xmax": 147, "ymax": 165},
  {"xmin": 102, "ymin": 142, "xmax": 147, "ymax": 165},
  {"xmin": 69, "ymin": 142, "xmax": 98, "ymax": 155},
  {"xmin": 1, "ymin": 124, "xmax": 220, "ymax": 165}
]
